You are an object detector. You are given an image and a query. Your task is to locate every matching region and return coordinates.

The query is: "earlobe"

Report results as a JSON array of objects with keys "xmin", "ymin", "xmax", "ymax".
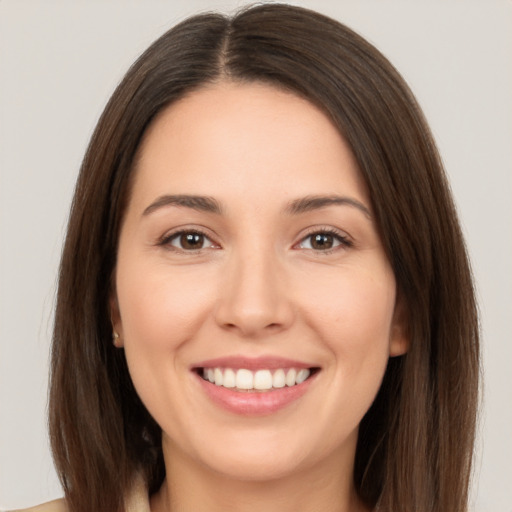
[
  {"xmin": 389, "ymin": 295, "xmax": 409, "ymax": 357},
  {"xmin": 109, "ymin": 293, "xmax": 124, "ymax": 348},
  {"xmin": 112, "ymin": 330, "xmax": 123, "ymax": 348},
  {"xmin": 389, "ymin": 331, "xmax": 409, "ymax": 357}
]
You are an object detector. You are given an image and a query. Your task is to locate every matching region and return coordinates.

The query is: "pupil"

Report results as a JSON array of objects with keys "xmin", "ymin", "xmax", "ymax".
[
  {"xmin": 312, "ymin": 233, "xmax": 333, "ymax": 250},
  {"xmin": 181, "ymin": 233, "xmax": 203, "ymax": 249}
]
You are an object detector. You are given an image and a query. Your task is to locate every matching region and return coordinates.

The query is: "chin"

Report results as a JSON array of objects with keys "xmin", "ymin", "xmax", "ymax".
[
  {"xmin": 202, "ymin": 448, "xmax": 311, "ymax": 483},
  {"xmin": 177, "ymin": 421, "xmax": 352, "ymax": 484}
]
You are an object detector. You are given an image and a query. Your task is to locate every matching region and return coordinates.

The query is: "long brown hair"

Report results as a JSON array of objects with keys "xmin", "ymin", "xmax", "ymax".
[{"xmin": 49, "ymin": 4, "xmax": 479, "ymax": 512}]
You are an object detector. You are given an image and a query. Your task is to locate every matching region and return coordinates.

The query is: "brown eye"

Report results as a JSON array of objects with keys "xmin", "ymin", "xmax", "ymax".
[
  {"xmin": 167, "ymin": 231, "xmax": 213, "ymax": 251},
  {"xmin": 310, "ymin": 233, "xmax": 334, "ymax": 250},
  {"xmin": 180, "ymin": 233, "xmax": 204, "ymax": 250},
  {"xmin": 298, "ymin": 231, "xmax": 350, "ymax": 251}
]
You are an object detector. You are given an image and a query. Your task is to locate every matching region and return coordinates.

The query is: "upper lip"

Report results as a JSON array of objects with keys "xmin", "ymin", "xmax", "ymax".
[{"xmin": 192, "ymin": 355, "xmax": 317, "ymax": 371}]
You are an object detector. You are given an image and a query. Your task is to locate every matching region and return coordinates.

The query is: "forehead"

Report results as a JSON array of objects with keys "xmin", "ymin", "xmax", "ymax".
[{"xmin": 130, "ymin": 80, "xmax": 368, "ymax": 210}]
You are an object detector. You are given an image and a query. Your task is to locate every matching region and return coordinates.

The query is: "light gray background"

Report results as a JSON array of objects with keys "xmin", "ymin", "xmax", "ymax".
[{"xmin": 1, "ymin": 1, "xmax": 511, "ymax": 510}]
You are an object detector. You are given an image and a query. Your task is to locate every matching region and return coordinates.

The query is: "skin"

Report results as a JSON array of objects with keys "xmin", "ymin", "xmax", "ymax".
[{"xmin": 112, "ymin": 81, "xmax": 408, "ymax": 512}]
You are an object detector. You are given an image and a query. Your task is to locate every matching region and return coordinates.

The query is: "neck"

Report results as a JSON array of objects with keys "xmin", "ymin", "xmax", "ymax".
[{"xmin": 151, "ymin": 437, "xmax": 369, "ymax": 512}]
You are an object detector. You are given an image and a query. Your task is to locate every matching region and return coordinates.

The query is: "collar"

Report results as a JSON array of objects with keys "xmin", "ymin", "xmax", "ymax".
[{"xmin": 124, "ymin": 473, "xmax": 151, "ymax": 512}]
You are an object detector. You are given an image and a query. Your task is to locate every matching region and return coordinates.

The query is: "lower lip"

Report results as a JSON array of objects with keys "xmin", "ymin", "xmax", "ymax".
[{"xmin": 195, "ymin": 372, "xmax": 317, "ymax": 416}]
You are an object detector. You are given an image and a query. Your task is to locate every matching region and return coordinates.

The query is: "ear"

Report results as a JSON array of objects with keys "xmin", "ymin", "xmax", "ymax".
[
  {"xmin": 109, "ymin": 289, "xmax": 124, "ymax": 348},
  {"xmin": 389, "ymin": 293, "xmax": 409, "ymax": 357}
]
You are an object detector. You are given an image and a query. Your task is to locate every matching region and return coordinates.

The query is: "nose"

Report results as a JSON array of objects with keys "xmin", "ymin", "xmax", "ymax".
[{"xmin": 214, "ymin": 249, "xmax": 295, "ymax": 338}]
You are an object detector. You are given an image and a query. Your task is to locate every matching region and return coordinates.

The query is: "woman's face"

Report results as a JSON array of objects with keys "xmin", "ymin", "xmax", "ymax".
[{"xmin": 113, "ymin": 81, "xmax": 407, "ymax": 482}]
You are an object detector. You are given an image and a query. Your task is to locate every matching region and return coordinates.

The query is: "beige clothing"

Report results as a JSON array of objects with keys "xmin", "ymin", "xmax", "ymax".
[
  {"xmin": 9, "ymin": 474, "xmax": 150, "ymax": 512},
  {"xmin": 124, "ymin": 474, "xmax": 151, "ymax": 512}
]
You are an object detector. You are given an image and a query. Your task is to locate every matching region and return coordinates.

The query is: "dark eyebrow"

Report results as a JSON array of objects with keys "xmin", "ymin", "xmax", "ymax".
[
  {"xmin": 285, "ymin": 195, "xmax": 371, "ymax": 218},
  {"xmin": 142, "ymin": 194, "xmax": 222, "ymax": 216}
]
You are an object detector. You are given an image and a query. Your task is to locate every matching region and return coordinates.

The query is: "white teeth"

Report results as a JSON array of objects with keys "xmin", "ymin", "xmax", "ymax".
[
  {"xmin": 236, "ymin": 369, "xmax": 254, "ymax": 389},
  {"xmin": 285, "ymin": 368, "xmax": 297, "ymax": 387},
  {"xmin": 296, "ymin": 368, "xmax": 310, "ymax": 384},
  {"xmin": 214, "ymin": 368, "xmax": 223, "ymax": 386},
  {"xmin": 223, "ymin": 368, "xmax": 236, "ymax": 388},
  {"xmin": 272, "ymin": 369, "xmax": 286, "ymax": 388},
  {"xmin": 202, "ymin": 367, "xmax": 313, "ymax": 391},
  {"xmin": 254, "ymin": 370, "xmax": 273, "ymax": 390}
]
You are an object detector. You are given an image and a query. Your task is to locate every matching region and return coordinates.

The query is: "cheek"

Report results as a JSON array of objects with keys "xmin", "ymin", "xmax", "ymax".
[
  {"xmin": 299, "ymin": 264, "xmax": 396, "ymax": 406},
  {"xmin": 117, "ymin": 263, "xmax": 213, "ymax": 347},
  {"xmin": 115, "ymin": 263, "xmax": 217, "ymax": 425},
  {"xmin": 302, "ymin": 263, "xmax": 396, "ymax": 347},
  {"xmin": 298, "ymin": 271, "xmax": 395, "ymax": 435}
]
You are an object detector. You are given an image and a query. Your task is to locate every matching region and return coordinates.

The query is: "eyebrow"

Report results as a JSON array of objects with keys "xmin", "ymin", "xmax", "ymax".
[
  {"xmin": 142, "ymin": 193, "xmax": 371, "ymax": 219},
  {"xmin": 142, "ymin": 194, "xmax": 222, "ymax": 216},
  {"xmin": 285, "ymin": 195, "xmax": 371, "ymax": 218}
]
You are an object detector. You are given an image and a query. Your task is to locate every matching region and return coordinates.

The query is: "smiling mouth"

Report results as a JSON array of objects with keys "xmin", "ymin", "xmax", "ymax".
[{"xmin": 195, "ymin": 367, "xmax": 320, "ymax": 392}]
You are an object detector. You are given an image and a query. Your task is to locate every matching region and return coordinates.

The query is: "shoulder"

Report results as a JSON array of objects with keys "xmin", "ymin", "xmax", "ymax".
[{"xmin": 9, "ymin": 498, "xmax": 68, "ymax": 512}]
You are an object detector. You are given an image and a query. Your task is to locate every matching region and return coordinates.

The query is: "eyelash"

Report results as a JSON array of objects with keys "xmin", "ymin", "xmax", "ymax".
[
  {"xmin": 296, "ymin": 227, "xmax": 353, "ymax": 254},
  {"xmin": 157, "ymin": 227, "xmax": 353, "ymax": 254},
  {"xmin": 158, "ymin": 228, "xmax": 217, "ymax": 253}
]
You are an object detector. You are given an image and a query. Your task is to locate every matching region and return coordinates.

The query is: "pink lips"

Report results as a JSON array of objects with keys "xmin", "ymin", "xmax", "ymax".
[
  {"xmin": 193, "ymin": 355, "xmax": 313, "ymax": 371},
  {"xmin": 192, "ymin": 356, "xmax": 318, "ymax": 416}
]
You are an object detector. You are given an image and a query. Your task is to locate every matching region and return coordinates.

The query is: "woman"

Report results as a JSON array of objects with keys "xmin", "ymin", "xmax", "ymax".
[{"xmin": 18, "ymin": 3, "xmax": 479, "ymax": 512}]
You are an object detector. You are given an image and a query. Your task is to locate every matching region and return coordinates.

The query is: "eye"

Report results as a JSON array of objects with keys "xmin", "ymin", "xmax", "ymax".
[
  {"xmin": 298, "ymin": 230, "xmax": 351, "ymax": 251},
  {"xmin": 162, "ymin": 230, "xmax": 217, "ymax": 251}
]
